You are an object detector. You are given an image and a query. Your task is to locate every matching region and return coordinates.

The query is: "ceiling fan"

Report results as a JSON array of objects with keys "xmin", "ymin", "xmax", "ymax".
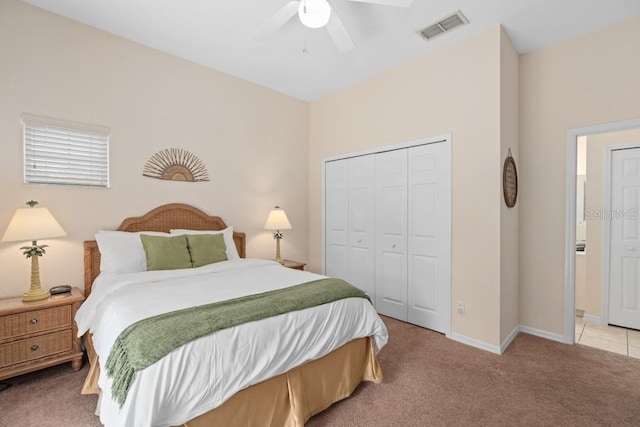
[{"xmin": 254, "ymin": 0, "xmax": 414, "ymax": 53}]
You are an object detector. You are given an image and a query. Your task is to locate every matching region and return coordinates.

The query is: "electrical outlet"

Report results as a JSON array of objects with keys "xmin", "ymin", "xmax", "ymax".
[{"xmin": 456, "ymin": 300, "xmax": 465, "ymax": 314}]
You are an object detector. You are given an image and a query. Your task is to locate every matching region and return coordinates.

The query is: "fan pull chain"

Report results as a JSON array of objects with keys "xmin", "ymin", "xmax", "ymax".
[{"xmin": 302, "ymin": 27, "xmax": 309, "ymax": 54}]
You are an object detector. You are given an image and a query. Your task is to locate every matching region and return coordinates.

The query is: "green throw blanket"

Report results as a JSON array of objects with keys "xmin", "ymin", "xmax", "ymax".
[{"xmin": 105, "ymin": 277, "xmax": 370, "ymax": 407}]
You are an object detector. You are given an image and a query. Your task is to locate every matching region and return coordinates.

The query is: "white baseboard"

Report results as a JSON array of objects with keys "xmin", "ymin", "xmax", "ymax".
[
  {"xmin": 449, "ymin": 333, "xmax": 502, "ymax": 355},
  {"xmin": 519, "ymin": 325, "xmax": 566, "ymax": 343},
  {"xmin": 450, "ymin": 324, "xmax": 572, "ymax": 355},
  {"xmin": 584, "ymin": 313, "xmax": 603, "ymax": 325},
  {"xmin": 500, "ymin": 325, "xmax": 520, "ymax": 354}
]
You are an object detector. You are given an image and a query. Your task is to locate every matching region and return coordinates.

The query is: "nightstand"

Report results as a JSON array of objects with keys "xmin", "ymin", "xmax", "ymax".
[
  {"xmin": 0, "ymin": 287, "xmax": 84, "ymax": 381},
  {"xmin": 283, "ymin": 260, "xmax": 306, "ymax": 271}
]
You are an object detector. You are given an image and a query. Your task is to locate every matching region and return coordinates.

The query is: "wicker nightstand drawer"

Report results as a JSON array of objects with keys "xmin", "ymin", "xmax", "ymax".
[
  {"xmin": 0, "ymin": 288, "xmax": 84, "ymax": 381},
  {"xmin": 0, "ymin": 330, "xmax": 72, "ymax": 368},
  {"xmin": 0, "ymin": 305, "xmax": 71, "ymax": 339}
]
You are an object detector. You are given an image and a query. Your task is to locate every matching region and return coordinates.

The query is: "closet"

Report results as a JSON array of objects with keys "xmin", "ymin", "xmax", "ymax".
[{"xmin": 324, "ymin": 137, "xmax": 451, "ymax": 333}]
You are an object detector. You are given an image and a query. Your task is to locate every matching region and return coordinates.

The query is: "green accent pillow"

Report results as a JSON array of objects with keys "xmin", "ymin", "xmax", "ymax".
[
  {"xmin": 140, "ymin": 234, "xmax": 192, "ymax": 271},
  {"xmin": 186, "ymin": 234, "xmax": 228, "ymax": 268}
]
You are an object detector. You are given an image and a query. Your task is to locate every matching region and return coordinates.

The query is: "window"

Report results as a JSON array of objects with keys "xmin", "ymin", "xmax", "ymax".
[{"xmin": 23, "ymin": 115, "xmax": 110, "ymax": 187}]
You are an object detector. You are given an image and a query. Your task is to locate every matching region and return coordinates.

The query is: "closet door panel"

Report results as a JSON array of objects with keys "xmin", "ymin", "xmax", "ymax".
[
  {"xmin": 408, "ymin": 143, "xmax": 450, "ymax": 333},
  {"xmin": 410, "ymin": 255, "xmax": 437, "ymax": 311},
  {"xmin": 325, "ymin": 160, "xmax": 349, "ymax": 280},
  {"xmin": 349, "ymin": 155, "xmax": 376, "ymax": 299},
  {"xmin": 375, "ymin": 150, "xmax": 408, "ymax": 320}
]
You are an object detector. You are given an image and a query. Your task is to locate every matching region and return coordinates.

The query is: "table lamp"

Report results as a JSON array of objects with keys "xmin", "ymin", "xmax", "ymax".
[
  {"xmin": 2, "ymin": 201, "xmax": 66, "ymax": 302},
  {"xmin": 264, "ymin": 206, "xmax": 292, "ymax": 264}
]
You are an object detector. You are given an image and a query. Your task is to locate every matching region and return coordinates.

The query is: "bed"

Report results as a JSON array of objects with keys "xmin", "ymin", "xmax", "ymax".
[{"xmin": 77, "ymin": 203, "xmax": 387, "ymax": 427}]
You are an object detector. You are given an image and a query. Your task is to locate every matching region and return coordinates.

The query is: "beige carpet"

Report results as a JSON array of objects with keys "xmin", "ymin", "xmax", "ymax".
[
  {"xmin": 0, "ymin": 355, "xmax": 100, "ymax": 427},
  {"xmin": 1, "ymin": 316, "xmax": 639, "ymax": 426}
]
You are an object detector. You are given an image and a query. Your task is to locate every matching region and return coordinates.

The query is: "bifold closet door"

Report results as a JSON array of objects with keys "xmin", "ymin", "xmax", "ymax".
[
  {"xmin": 325, "ymin": 160, "xmax": 349, "ymax": 280},
  {"xmin": 326, "ymin": 140, "xmax": 451, "ymax": 333},
  {"xmin": 325, "ymin": 156, "xmax": 376, "ymax": 300},
  {"xmin": 375, "ymin": 149, "xmax": 409, "ymax": 320},
  {"xmin": 348, "ymin": 155, "xmax": 376, "ymax": 299},
  {"xmin": 407, "ymin": 143, "xmax": 450, "ymax": 333}
]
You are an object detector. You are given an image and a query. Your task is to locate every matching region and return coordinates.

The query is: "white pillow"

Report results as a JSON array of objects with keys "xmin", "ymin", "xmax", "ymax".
[
  {"xmin": 95, "ymin": 230, "xmax": 170, "ymax": 274},
  {"xmin": 169, "ymin": 227, "xmax": 240, "ymax": 260}
]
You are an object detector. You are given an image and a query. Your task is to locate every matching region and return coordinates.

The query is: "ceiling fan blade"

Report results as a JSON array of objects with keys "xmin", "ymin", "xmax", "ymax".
[
  {"xmin": 253, "ymin": 1, "xmax": 299, "ymax": 41},
  {"xmin": 326, "ymin": 11, "xmax": 355, "ymax": 53},
  {"xmin": 348, "ymin": 0, "xmax": 413, "ymax": 7}
]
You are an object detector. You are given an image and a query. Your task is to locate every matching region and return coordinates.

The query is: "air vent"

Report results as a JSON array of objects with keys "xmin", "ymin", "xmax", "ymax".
[{"xmin": 417, "ymin": 10, "xmax": 469, "ymax": 42}]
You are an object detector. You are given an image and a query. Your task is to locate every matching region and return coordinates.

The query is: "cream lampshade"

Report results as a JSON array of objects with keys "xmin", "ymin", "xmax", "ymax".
[
  {"xmin": 264, "ymin": 206, "xmax": 292, "ymax": 264},
  {"xmin": 2, "ymin": 201, "xmax": 66, "ymax": 302}
]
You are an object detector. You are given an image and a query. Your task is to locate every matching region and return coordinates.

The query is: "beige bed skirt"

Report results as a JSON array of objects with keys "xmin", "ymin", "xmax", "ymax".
[{"xmin": 81, "ymin": 335, "xmax": 382, "ymax": 426}]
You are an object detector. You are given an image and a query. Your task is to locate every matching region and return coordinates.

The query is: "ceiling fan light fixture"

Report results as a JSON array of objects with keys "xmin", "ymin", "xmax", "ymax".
[{"xmin": 298, "ymin": 0, "xmax": 331, "ymax": 29}]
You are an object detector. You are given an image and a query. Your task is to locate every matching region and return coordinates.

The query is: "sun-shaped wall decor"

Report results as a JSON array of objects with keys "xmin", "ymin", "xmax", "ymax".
[{"xmin": 143, "ymin": 148, "xmax": 209, "ymax": 182}]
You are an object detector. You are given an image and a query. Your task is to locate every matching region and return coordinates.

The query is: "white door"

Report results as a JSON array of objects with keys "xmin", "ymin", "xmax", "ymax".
[
  {"xmin": 375, "ymin": 149, "xmax": 408, "ymax": 320},
  {"xmin": 609, "ymin": 147, "xmax": 640, "ymax": 329},
  {"xmin": 348, "ymin": 155, "xmax": 376, "ymax": 300},
  {"xmin": 325, "ymin": 159, "xmax": 349, "ymax": 280},
  {"xmin": 407, "ymin": 143, "xmax": 451, "ymax": 333}
]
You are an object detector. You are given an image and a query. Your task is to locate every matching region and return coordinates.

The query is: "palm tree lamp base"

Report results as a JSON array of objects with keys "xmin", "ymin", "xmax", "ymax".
[
  {"xmin": 21, "ymin": 249, "xmax": 50, "ymax": 302},
  {"xmin": 22, "ymin": 287, "xmax": 50, "ymax": 302}
]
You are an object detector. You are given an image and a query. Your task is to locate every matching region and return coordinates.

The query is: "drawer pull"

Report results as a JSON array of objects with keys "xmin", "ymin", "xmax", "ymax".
[
  {"xmin": 30, "ymin": 344, "xmax": 39, "ymax": 351},
  {"xmin": 30, "ymin": 318, "xmax": 38, "ymax": 325}
]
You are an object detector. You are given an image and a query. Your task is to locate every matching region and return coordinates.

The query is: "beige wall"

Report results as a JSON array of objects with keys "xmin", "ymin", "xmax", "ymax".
[
  {"xmin": 519, "ymin": 16, "xmax": 640, "ymax": 335},
  {"xmin": 576, "ymin": 137, "xmax": 587, "ymax": 242},
  {"xmin": 309, "ymin": 26, "xmax": 506, "ymax": 347},
  {"xmin": 499, "ymin": 28, "xmax": 520, "ymax": 343},
  {"xmin": 584, "ymin": 128, "xmax": 640, "ymax": 319},
  {"xmin": 0, "ymin": 0, "xmax": 309, "ymax": 298},
  {"xmin": 576, "ymin": 253, "xmax": 587, "ymax": 311}
]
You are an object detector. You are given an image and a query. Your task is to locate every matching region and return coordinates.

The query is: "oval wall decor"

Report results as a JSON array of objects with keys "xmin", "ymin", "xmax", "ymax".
[
  {"xmin": 502, "ymin": 148, "xmax": 518, "ymax": 208},
  {"xmin": 143, "ymin": 148, "xmax": 209, "ymax": 182}
]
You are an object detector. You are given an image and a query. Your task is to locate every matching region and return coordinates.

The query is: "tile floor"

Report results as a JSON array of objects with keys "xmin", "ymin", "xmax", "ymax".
[{"xmin": 575, "ymin": 316, "xmax": 640, "ymax": 359}]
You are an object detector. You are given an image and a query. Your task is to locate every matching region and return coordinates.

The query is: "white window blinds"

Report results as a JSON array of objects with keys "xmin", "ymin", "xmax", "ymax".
[{"xmin": 23, "ymin": 115, "xmax": 110, "ymax": 188}]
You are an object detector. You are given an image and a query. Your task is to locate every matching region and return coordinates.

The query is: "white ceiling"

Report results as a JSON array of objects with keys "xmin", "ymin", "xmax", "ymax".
[{"xmin": 21, "ymin": 0, "xmax": 640, "ymax": 101}]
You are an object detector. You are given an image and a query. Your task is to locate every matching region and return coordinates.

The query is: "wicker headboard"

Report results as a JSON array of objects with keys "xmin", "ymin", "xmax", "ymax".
[{"xmin": 83, "ymin": 203, "xmax": 246, "ymax": 297}]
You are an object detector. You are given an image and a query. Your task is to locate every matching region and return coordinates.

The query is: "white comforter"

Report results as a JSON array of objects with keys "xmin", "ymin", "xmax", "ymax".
[{"xmin": 75, "ymin": 258, "xmax": 388, "ymax": 427}]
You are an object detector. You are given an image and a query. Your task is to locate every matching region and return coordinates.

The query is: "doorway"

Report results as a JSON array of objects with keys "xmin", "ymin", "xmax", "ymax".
[
  {"xmin": 566, "ymin": 118, "xmax": 640, "ymax": 357},
  {"xmin": 574, "ymin": 142, "xmax": 640, "ymax": 358}
]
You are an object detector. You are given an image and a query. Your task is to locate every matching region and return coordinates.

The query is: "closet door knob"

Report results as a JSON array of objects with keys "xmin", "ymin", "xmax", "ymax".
[{"xmin": 391, "ymin": 244, "xmax": 396, "ymax": 248}]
